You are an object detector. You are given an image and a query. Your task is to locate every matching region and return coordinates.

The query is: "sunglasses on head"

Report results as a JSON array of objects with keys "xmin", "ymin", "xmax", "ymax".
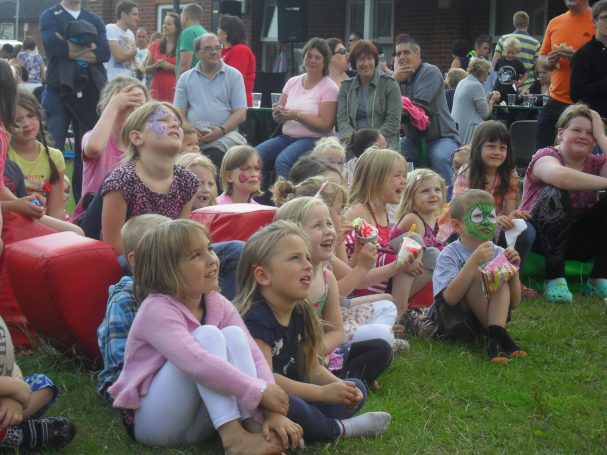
[{"xmin": 334, "ymin": 48, "xmax": 348, "ymax": 55}]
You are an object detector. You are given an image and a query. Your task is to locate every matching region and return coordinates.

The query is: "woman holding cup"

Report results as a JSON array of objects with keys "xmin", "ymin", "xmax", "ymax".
[{"xmin": 451, "ymin": 58, "xmax": 501, "ymax": 145}]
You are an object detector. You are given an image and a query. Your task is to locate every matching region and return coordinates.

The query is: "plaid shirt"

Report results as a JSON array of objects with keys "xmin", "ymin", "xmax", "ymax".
[{"xmin": 97, "ymin": 276, "xmax": 136, "ymax": 401}]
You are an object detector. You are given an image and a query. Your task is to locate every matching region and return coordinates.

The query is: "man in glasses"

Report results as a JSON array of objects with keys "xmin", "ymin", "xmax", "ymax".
[
  {"xmin": 174, "ymin": 34, "xmax": 247, "ymax": 172},
  {"xmin": 571, "ymin": 0, "xmax": 607, "ymax": 117}
]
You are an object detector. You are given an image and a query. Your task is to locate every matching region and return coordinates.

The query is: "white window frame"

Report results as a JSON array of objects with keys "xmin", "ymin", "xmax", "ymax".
[
  {"xmin": 157, "ymin": 4, "xmax": 177, "ymax": 33},
  {"xmin": 346, "ymin": 0, "xmax": 394, "ymax": 46},
  {"xmin": 489, "ymin": 0, "xmax": 549, "ymax": 42}
]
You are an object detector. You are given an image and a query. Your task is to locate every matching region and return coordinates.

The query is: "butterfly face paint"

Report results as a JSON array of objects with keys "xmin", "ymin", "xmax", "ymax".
[
  {"xmin": 147, "ymin": 108, "xmax": 179, "ymax": 139},
  {"xmin": 464, "ymin": 203, "xmax": 497, "ymax": 241}
]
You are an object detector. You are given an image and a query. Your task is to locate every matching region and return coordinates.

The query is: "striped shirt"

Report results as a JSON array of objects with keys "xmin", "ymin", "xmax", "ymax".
[{"xmin": 495, "ymin": 30, "xmax": 541, "ymax": 92}]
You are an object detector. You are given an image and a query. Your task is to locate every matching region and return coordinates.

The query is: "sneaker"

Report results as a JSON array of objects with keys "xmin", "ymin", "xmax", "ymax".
[
  {"xmin": 521, "ymin": 283, "xmax": 538, "ymax": 299},
  {"xmin": 392, "ymin": 338, "xmax": 410, "ymax": 353},
  {"xmin": 21, "ymin": 417, "xmax": 76, "ymax": 450},
  {"xmin": 583, "ymin": 279, "xmax": 607, "ymax": 299},
  {"xmin": 544, "ymin": 278, "xmax": 573, "ymax": 303},
  {"xmin": 488, "ymin": 339, "xmax": 511, "ymax": 364}
]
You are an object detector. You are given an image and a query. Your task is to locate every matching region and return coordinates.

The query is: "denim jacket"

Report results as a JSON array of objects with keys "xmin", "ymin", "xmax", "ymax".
[{"xmin": 337, "ymin": 69, "xmax": 402, "ymax": 150}]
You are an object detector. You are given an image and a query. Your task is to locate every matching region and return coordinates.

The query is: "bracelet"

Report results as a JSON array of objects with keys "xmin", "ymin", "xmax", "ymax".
[{"xmin": 219, "ymin": 125, "xmax": 226, "ymax": 135}]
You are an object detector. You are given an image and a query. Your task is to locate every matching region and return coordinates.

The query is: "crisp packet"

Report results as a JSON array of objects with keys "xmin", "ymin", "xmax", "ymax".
[
  {"xmin": 436, "ymin": 204, "xmax": 454, "ymax": 243},
  {"xmin": 481, "ymin": 251, "xmax": 518, "ymax": 293},
  {"xmin": 352, "ymin": 217, "xmax": 378, "ymax": 243},
  {"xmin": 397, "ymin": 237, "xmax": 422, "ymax": 265}
]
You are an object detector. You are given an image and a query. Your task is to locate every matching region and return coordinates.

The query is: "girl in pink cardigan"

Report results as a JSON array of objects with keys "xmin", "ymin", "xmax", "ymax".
[{"xmin": 108, "ymin": 219, "xmax": 302, "ymax": 453}]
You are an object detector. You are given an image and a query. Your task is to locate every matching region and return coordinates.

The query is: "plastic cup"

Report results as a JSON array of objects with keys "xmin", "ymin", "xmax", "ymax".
[
  {"xmin": 271, "ymin": 92, "xmax": 282, "ymax": 106},
  {"xmin": 507, "ymin": 94, "xmax": 516, "ymax": 106},
  {"xmin": 522, "ymin": 94, "xmax": 534, "ymax": 107},
  {"xmin": 542, "ymin": 95, "xmax": 550, "ymax": 106},
  {"xmin": 252, "ymin": 92, "xmax": 262, "ymax": 108},
  {"xmin": 397, "ymin": 237, "xmax": 422, "ymax": 266}
]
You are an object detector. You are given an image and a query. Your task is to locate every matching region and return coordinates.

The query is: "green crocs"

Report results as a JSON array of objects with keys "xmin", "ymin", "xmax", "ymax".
[
  {"xmin": 583, "ymin": 279, "xmax": 607, "ymax": 298},
  {"xmin": 544, "ymin": 278, "xmax": 573, "ymax": 303}
]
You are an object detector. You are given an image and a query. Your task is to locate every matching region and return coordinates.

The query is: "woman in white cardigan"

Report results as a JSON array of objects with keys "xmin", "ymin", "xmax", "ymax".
[{"xmin": 451, "ymin": 59, "xmax": 501, "ymax": 145}]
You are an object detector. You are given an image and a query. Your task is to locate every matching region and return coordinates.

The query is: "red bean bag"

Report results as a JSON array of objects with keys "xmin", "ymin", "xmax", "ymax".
[
  {"xmin": 190, "ymin": 203, "xmax": 277, "ymax": 242},
  {"xmin": 5, "ymin": 232, "xmax": 122, "ymax": 360},
  {"xmin": 0, "ymin": 213, "xmax": 55, "ymax": 348}
]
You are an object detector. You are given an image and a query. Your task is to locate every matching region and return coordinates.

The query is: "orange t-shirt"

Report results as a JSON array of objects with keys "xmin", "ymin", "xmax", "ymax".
[{"xmin": 540, "ymin": 10, "xmax": 594, "ymax": 104}]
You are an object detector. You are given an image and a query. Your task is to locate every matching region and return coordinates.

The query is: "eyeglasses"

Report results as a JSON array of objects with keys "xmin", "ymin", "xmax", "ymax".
[
  {"xmin": 334, "ymin": 48, "xmax": 348, "ymax": 55},
  {"xmin": 198, "ymin": 46, "xmax": 222, "ymax": 53}
]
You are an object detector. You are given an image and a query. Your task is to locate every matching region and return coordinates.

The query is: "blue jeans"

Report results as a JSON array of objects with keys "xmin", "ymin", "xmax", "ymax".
[
  {"xmin": 287, "ymin": 377, "xmax": 367, "ymax": 441},
  {"xmin": 497, "ymin": 220, "xmax": 536, "ymax": 270},
  {"xmin": 213, "ymin": 240, "xmax": 244, "ymax": 301},
  {"xmin": 257, "ymin": 135, "xmax": 317, "ymax": 179},
  {"xmin": 42, "ymin": 86, "xmax": 84, "ymax": 202},
  {"xmin": 400, "ymin": 136, "xmax": 459, "ymax": 186}
]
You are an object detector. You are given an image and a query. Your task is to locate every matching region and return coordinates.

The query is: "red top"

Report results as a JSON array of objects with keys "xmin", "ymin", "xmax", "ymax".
[
  {"xmin": 148, "ymin": 39, "xmax": 177, "ymax": 103},
  {"xmin": 222, "ymin": 44, "xmax": 256, "ymax": 107}
]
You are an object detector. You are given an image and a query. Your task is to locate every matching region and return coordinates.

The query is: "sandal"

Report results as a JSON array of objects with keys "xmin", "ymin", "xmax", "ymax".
[
  {"xmin": 583, "ymin": 279, "xmax": 607, "ymax": 299},
  {"xmin": 544, "ymin": 278, "xmax": 572, "ymax": 303},
  {"xmin": 520, "ymin": 284, "xmax": 538, "ymax": 299}
]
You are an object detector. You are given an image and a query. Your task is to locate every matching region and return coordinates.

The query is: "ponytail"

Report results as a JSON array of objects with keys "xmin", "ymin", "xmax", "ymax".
[
  {"xmin": 271, "ymin": 177, "xmax": 296, "ymax": 207},
  {"xmin": 39, "ymin": 128, "xmax": 60, "ymax": 184}
]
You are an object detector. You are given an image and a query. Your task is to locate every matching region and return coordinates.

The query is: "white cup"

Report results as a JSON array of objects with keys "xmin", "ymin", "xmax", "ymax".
[{"xmin": 252, "ymin": 92, "xmax": 262, "ymax": 108}]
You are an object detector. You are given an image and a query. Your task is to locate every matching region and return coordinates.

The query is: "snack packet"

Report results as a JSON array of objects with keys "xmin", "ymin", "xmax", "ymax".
[
  {"xmin": 481, "ymin": 251, "xmax": 518, "ymax": 293},
  {"xmin": 436, "ymin": 204, "xmax": 454, "ymax": 243},
  {"xmin": 352, "ymin": 217, "xmax": 378, "ymax": 243}
]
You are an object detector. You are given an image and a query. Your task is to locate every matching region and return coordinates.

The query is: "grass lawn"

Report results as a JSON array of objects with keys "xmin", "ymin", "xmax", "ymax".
[{"xmin": 15, "ymin": 295, "xmax": 607, "ymax": 454}]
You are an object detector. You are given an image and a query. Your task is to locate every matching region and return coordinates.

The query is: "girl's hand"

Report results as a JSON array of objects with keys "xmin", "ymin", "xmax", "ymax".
[
  {"xmin": 504, "ymin": 247, "xmax": 521, "ymax": 267},
  {"xmin": 0, "ymin": 397, "xmax": 23, "ymax": 430},
  {"xmin": 496, "ymin": 215, "xmax": 514, "ymax": 231},
  {"xmin": 405, "ymin": 257, "xmax": 424, "ymax": 277},
  {"xmin": 590, "ymin": 109, "xmax": 606, "ymax": 141},
  {"xmin": 109, "ymin": 84, "xmax": 146, "ymax": 112},
  {"xmin": 321, "ymin": 380, "xmax": 359, "ymax": 406},
  {"xmin": 353, "ymin": 242, "xmax": 377, "ymax": 270},
  {"xmin": 509, "ymin": 209, "xmax": 530, "ymax": 220},
  {"xmin": 260, "ymin": 384, "xmax": 289, "ymax": 416},
  {"xmin": 262, "ymin": 412, "xmax": 303, "ymax": 450},
  {"xmin": 345, "ymin": 386, "xmax": 365, "ymax": 411},
  {"xmin": 335, "ymin": 219, "xmax": 352, "ymax": 246},
  {"xmin": 12, "ymin": 195, "xmax": 45, "ymax": 219}
]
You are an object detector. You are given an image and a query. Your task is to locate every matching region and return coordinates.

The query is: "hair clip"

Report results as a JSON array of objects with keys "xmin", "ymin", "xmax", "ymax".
[
  {"xmin": 314, "ymin": 180, "xmax": 330, "ymax": 198},
  {"xmin": 415, "ymin": 174, "xmax": 422, "ymax": 181},
  {"xmin": 251, "ymin": 262, "xmax": 260, "ymax": 269}
]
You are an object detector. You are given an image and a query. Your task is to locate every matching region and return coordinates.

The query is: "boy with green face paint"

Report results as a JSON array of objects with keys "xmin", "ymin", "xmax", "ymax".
[{"xmin": 431, "ymin": 189, "xmax": 526, "ymax": 363}]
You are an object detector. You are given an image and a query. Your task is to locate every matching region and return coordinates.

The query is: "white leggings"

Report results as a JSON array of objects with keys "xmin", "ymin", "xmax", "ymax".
[
  {"xmin": 346, "ymin": 300, "xmax": 397, "ymax": 346},
  {"xmin": 133, "ymin": 325, "xmax": 258, "ymax": 447}
]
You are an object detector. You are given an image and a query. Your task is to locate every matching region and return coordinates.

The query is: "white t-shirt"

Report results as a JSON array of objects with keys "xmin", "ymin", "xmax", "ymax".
[{"xmin": 105, "ymin": 23, "xmax": 136, "ymax": 80}]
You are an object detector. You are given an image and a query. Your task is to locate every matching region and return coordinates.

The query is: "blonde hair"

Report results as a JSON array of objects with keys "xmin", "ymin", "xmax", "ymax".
[
  {"xmin": 121, "ymin": 214, "xmax": 171, "ymax": 255},
  {"xmin": 395, "ymin": 169, "xmax": 446, "ymax": 220},
  {"xmin": 219, "ymin": 145, "xmax": 263, "ymax": 197},
  {"xmin": 449, "ymin": 189, "xmax": 494, "ymax": 221},
  {"xmin": 349, "ymin": 147, "xmax": 406, "ymax": 207},
  {"xmin": 97, "ymin": 75, "xmax": 148, "ymax": 115},
  {"xmin": 272, "ymin": 176, "xmax": 348, "ymax": 208},
  {"xmin": 275, "ymin": 196, "xmax": 328, "ymax": 232},
  {"xmin": 235, "ymin": 220, "xmax": 323, "ymax": 374},
  {"xmin": 556, "ymin": 103, "xmax": 594, "ymax": 145},
  {"xmin": 467, "ymin": 58, "xmax": 491, "ymax": 78},
  {"xmin": 63, "ymin": 174, "xmax": 71, "ymax": 194},
  {"xmin": 310, "ymin": 137, "xmax": 346, "ymax": 160},
  {"xmin": 181, "ymin": 122, "xmax": 197, "ymax": 136},
  {"xmin": 503, "ymin": 37, "xmax": 521, "ymax": 52},
  {"xmin": 133, "ymin": 219, "xmax": 210, "ymax": 303},
  {"xmin": 445, "ymin": 67, "xmax": 467, "ymax": 89},
  {"xmin": 176, "ymin": 152, "xmax": 217, "ymax": 206},
  {"xmin": 121, "ymin": 102, "xmax": 184, "ymax": 162}
]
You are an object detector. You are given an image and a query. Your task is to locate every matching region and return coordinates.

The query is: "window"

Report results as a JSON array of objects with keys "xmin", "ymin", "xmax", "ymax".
[
  {"xmin": 157, "ymin": 4, "xmax": 179, "ymax": 32},
  {"xmin": 490, "ymin": 0, "xmax": 548, "ymax": 40},
  {"xmin": 346, "ymin": 0, "xmax": 394, "ymax": 45}
]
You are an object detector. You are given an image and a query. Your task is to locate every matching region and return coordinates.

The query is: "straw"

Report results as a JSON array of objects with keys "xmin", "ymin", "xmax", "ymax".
[{"xmin": 407, "ymin": 224, "xmax": 416, "ymax": 238}]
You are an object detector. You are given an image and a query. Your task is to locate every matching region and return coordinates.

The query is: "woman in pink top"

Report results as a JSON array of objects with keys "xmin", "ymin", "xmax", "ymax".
[
  {"xmin": 73, "ymin": 76, "xmax": 147, "ymax": 222},
  {"xmin": 520, "ymin": 104, "xmax": 607, "ymax": 303},
  {"xmin": 109, "ymin": 219, "xmax": 302, "ymax": 452},
  {"xmin": 257, "ymin": 38, "xmax": 338, "ymax": 183},
  {"xmin": 218, "ymin": 14, "xmax": 256, "ymax": 107}
]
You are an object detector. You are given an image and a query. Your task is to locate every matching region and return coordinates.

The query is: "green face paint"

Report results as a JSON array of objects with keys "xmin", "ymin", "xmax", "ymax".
[{"xmin": 463, "ymin": 203, "xmax": 497, "ymax": 241}]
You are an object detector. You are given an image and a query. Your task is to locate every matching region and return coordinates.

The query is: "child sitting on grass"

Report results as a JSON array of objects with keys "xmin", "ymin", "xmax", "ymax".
[
  {"xmin": 309, "ymin": 137, "xmax": 347, "ymax": 177},
  {"xmin": 432, "ymin": 189, "xmax": 526, "ymax": 363},
  {"xmin": 0, "ymin": 315, "xmax": 76, "ymax": 450},
  {"xmin": 181, "ymin": 123, "xmax": 200, "ymax": 154}
]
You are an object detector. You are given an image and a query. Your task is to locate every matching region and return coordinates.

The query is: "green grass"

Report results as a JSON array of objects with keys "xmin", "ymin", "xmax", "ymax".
[{"xmin": 16, "ymin": 296, "xmax": 607, "ymax": 454}]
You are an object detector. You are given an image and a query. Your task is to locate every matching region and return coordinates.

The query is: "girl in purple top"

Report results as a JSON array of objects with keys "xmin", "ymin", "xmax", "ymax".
[
  {"xmin": 520, "ymin": 104, "xmax": 607, "ymax": 302},
  {"xmin": 217, "ymin": 145, "xmax": 262, "ymax": 204},
  {"xmin": 101, "ymin": 102, "xmax": 199, "ymax": 255},
  {"xmin": 109, "ymin": 219, "xmax": 302, "ymax": 452}
]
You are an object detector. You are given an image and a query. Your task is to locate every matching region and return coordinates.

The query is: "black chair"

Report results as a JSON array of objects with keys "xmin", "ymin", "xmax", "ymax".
[{"xmin": 510, "ymin": 120, "xmax": 537, "ymax": 176}]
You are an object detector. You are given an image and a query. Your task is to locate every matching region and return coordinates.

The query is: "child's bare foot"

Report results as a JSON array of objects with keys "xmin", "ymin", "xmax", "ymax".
[
  {"xmin": 371, "ymin": 380, "xmax": 381, "ymax": 390},
  {"xmin": 222, "ymin": 425, "xmax": 283, "ymax": 455},
  {"xmin": 393, "ymin": 324, "xmax": 406, "ymax": 338}
]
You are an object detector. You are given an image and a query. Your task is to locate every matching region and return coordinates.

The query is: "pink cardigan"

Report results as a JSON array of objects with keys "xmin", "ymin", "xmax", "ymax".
[{"xmin": 109, "ymin": 292, "xmax": 273, "ymax": 418}]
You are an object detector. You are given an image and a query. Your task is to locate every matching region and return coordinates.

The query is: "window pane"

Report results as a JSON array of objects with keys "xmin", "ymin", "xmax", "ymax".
[
  {"xmin": 262, "ymin": 6, "xmax": 278, "ymax": 40},
  {"xmin": 494, "ymin": 0, "xmax": 546, "ymax": 37},
  {"xmin": 349, "ymin": 1, "xmax": 365, "ymax": 36},
  {"xmin": 374, "ymin": 0, "xmax": 392, "ymax": 39}
]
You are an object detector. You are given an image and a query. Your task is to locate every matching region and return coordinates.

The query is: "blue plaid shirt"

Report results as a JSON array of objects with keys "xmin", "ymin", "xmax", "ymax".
[{"xmin": 97, "ymin": 276, "xmax": 136, "ymax": 401}]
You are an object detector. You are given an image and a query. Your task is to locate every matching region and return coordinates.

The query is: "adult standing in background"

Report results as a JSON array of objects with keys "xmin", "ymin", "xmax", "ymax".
[
  {"xmin": 174, "ymin": 34, "xmax": 247, "ymax": 172},
  {"xmin": 393, "ymin": 34, "xmax": 460, "ymax": 187},
  {"xmin": 492, "ymin": 11, "xmax": 541, "ymax": 94},
  {"xmin": 105, "ymin": 1, "xmax": 139, "ymax": 80},
  {"xmin": 570, "ymin": 0, "xmax": 607, "ymax": 118},
  {"xmin": 218, "ymin": 14, "xmax": 256, "ymax": 107},
  {"xmin": 536, "ymin": 0, "xmax": 594, "ymax": 149},
  {"xmin": 337, "ymin": 39, "xmax": 401, "ymax": 150},
  {"xmin": 176, "ymin": 3, "xmax": 207, "ymax": 77},
  {"xmin": 39, "ymin": 0, "xmax": 109, "ymax": 203},
  {"xmin": 134, "ymin": 27, "xmax": 148, "ymax": 80},
  {"xmin": 145, "ymin": 12, "xmax": 180, "ymax": 102},
  {"xmin": 16, "ymin": 36, "xmax": 46, "ymax": 91}
]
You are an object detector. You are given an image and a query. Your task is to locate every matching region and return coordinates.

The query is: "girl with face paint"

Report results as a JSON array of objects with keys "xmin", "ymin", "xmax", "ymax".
[
  {"xmin": 100, "ymin": 102, "xmax": 200, "ymax": 255},
  {"xmin": 433, "ymin": 189, "xmax": 525, "ymax": 364},
  {"xmin": 217, "ymin": 145, "xmax": 263, "ymax": 204},
  {"xmin": 453, "ymin": 120, "xmax": 537, "ymax": 298}
]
